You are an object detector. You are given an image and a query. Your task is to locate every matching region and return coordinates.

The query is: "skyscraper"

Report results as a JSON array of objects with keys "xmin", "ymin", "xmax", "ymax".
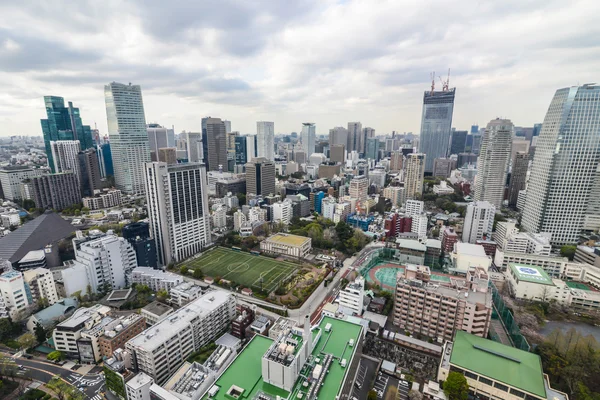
[
  {"xmin": 97, "ymin": 143, "xmax": 114, "ymax": 178},
  {"xmin": 508, "ymin": 152, "xmax": 529, "ymax": 208},
  {"xmin": 366, "ymin": 138, "xmax": 379, "ymax": 161},
  {"xmin": 257, "ymin": 121, "xmax": 275, "ymax": 161},
  {"xmin": 404, "ymin": 153, "xmax": 426, "ymax": 199},
  {"xmin": 147, "ymin": 124, "xmax": 175, "ymax": 155},
  {"xmin": 204, "ymin": 118, "xmax": 228, "ymax": 171},
  {"xmin": 183, "ymin": 132, "xmax": 202, "ymax": 163},
  {"xmin": 450, "ymin": 130, "xmax": 468, "ymax": 155},
  {"xmin": 347, "ymin": 122, "xmax": 362, "ymax": 153},
  {"xmin": 78, "ymin": 148, "xmax": 102, "ymax": 197},
  {"xmin": 474, "ymin": 119, "xmax": 513, "ymax": 208},
  {"xmin": 301, "ymin": 123, "xmax": 316, "ymax": 157},
  {"xmin": 522, "ymin": 85, "xmax": 600, "ymax": 246},
  {"xmin": 330, "ymin": 144, "xmax": 346, "ymax": 164},
  {"xmin": 104, "ymin": 82, "xmax": 151, "ymax": 195},
  {"xmin": 41, "ymin": 96, "xmax": 94, "ymax": 172},
  {"xmin": 50, "ymin": 140, "xmax": 81, "ymax": 176},
  {"xmin": 145, "ymin": 162, "xmax": 211, "ymax": 265},
  {"xmin": 418, "ymin": 88, "xmax": 456, "ymax": 173},
  {"xmin": 245, "ymin": 157, "xmax": 275, "ymax": 197},
  {"xmin": 329, "ymin": 127, "xmax": 348, "ymax": 147},
  {"xmin": 390, "ymin": 151, "xmax": 403, "ymax": 172}
]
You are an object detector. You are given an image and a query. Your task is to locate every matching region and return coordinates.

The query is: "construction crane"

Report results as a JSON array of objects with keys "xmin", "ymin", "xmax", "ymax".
[
  {"xmin": 439, "ymin": 68, "xmax": 451, "ymax": 92},
  {"xmin": 430, "ymin": 71, "xmax": 436, "ymax": 95}
]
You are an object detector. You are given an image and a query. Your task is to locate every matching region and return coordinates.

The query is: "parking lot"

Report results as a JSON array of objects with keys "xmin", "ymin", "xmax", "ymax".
[{"xmin": 351, "ymin": 357, "xmax": 378, "ymax": 400}]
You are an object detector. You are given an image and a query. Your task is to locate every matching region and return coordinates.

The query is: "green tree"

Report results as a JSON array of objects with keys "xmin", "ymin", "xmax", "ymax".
[
  {"xmin": 34, "ymin": 322, "xmax": 47, "ymax": 344},
  {"xmin": 367, "ymin": 389, "xmax": 378, "ymax": 400},
  {"xmin": 47, "ymin": 351, "xmax": 65, "ymax": 362},
  {"xmin": 560, "ymin": 245, "xmax": 577, "ymax": 261},
  {"xmin": 193, "ymin": 269, "xmax": 204, "ymax": 279},
  {"xmin": 335, "ymin": 221, "xmax": 354, "ymax": 242},
  {"xmin": 236, "ymin": 193, "xmax": 246, "ymax": 206},
  {"xmin": 17, "ymin": 333, "xmax": 36, "ymax": 350},
  {"xmin": 443, "ymin": 372, "xmax": 469, "ymax": 400},
  {"xmin": 156, "ymin": 289, "xmax": 169, "ymax": 303},
  {"xmin": 180, "ymin": 266, "xmax": 189, "ymax": 275},
  {"xmin": 37, "ymin": 297, "xmax": 50, "ymax": 309}
]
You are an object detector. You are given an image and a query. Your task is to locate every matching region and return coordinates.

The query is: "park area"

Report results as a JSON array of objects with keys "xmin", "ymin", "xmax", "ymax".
[{"xmin": 182, "ymin": 247, "xmax": 299, "ymax": 294}]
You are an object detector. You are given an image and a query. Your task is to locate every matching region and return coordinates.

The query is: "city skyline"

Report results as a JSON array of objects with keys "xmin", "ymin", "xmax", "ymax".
[{"xmin": 1, "ymin": 1, "xmax": 598, "ymax": 137}]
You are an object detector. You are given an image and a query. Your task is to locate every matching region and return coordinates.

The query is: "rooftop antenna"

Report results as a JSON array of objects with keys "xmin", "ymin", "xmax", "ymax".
[
  {"xmin": 439, "ymin": 68, "xmax": 450, "ymax": 92},
  {"xmin": 430, "ymin": 71, "xmax": 436, "ymax": 95}
]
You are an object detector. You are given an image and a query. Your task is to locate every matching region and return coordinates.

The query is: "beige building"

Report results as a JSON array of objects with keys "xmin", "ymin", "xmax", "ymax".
[
  {"xmin": 23, "ymin": 267, "xmax": 60, "ymax": 306},
  {"xmin": 260, "ymin": 233, "xmax": 312, "ymax": 258},
  {"xmin": 404, "ymin": 153, "xmax": 425, "ymax": 199}
]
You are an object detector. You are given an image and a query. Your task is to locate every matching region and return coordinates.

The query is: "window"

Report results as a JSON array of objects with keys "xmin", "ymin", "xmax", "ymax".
[
  {"xmin": 494, "ymin": 382, "xmax": 508, "ymax": 392},
  {"xmin": 479, "ymin": 377, "xmax": 493, "ymax": 386}
]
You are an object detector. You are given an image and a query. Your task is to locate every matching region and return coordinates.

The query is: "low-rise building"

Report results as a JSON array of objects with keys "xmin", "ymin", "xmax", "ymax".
[
  {"xmin": 339, "ymin": 277, "xmax": 365, "ymax": 316},
  {"xmin": 0, "ymin": 270, "xmax": 32, "ymax": 319},
  {"xmin": 23, "ymin": 267, "xmax": 60, "ymax": 306},
  {"xmin": 260, "ymin": 233, "xmax": 312, "ymax": 258},
  {"xmin": 82, "ymin": 189, "xmax": 122, "ymax": 210},
  {"xmin": 505, "ymin": 264, "xmax": 571, "ymax": 303},
  {"xmin": 25, "ymin": 297, "xmax": 79, "ymax": 333},
  {"xmin": 451, "ymin": 243, "xmax": 492, "ymax": 273},
  {"xmin": 131, "ymin": 267, "xmax": 183, "ymax": 292},
  {"xmin": 98, "ymin": 313, "xmax": 146, "ymax": 359},
  {"xmin": 141, "ymin": 301, "xmax": 174, "ymax": 326},
  {"xmin": 52, "ymin": 304, "xmax": 111, "ymax": 359},
  {"xmin": 169, "ymin": 282, "xmax": 204, "ymax": 307}
]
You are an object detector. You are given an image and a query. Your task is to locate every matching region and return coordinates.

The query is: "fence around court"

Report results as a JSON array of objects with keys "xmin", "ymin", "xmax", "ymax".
[{"xmin": 489, "ymin": 280, "xmax": 531, "ymax": 352}]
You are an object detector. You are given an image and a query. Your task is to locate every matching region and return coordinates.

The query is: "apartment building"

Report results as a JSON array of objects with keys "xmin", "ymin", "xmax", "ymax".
[
  {"xmin": 125, "ymin": 291, "xmax": 236, "ymax": 384},
  {"xmin": 52, "ymin": 304, "xmax": 111, "ymax": 358},
  {"xmin": 98, "ymin": 314, "xmax": 146, "ymax": 359},
  {"xmin": 338, "ymin": 277, "xmax": 365, "ymax": 316},
  {"xmin": 23, "ymin": 267, "xmax": 60, "ymax": 306},
  {"xmin": 0, "ymin": 270, "xmax": 32, "ymax": 319},
  {"xmin": 393, "ymin": 266, "xmax": 492, "ymax": 342},
  {"xmin": 130, "ymin": 267, "xmax": 182, "ymax": 292},
  {"xmin": 169, "ymin": 283, "xmax": 204, "ymax": 307},
  {"xmin": 141, "ymin": 301, "xmax": 174, "ymax": 327}
]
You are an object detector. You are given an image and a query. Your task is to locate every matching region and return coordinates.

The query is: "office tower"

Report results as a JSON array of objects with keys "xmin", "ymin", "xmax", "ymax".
[
  {"xmin": 450, "ymin": 130, "xmax": 468, "ymax": 155},
  {"xmin": 347, "ymin": 122, "xmax": 362, "ymax": 153},
  {"xmin": 122, "ymin": 222, "xmax": 157, "ymax": 269},
  {"xmin": 97, "ymin": 143, "xmax": 114, "ymax": 177},
  {"xmin": 234, "ymin": 136, "xmax": 248, "ymax": 165},
  {"xmin": 182, "ymin": 132, "xmax": 202, "ymax": 162},
  {"xmin": 418, "ymin": 86, "xmax": 456, "ymax": 173},
  {"xmin": 363, "ymin": 127, "xmax": 376, "ymax": 142},
  {"xmin": 204, "ymin": 118, "xmax": 228, "ymax": 171},
  {"xmin": 125, "ymin": 292, "xmax": 235, "ymax": 384},
  {"xmin": 0, "ymin": 166, "xmax": 46, "ymax": 201},
  {"xmin": 390, "ymin": 151, "xmax": 403, "ymax": 172},
  {"xmin": 432, "ymin": 158, "xmax": 456, "ymax": 178},
  {"xmin": 473, "ymin": 119, "xmax": 513, "ymax": 208},
  {"xmin": 329, "ymin": 127, "xmax": 348, "ymax": 147},
  {"xmin": 330, "ymin": 144, "xmax": 345, "ymax": 164},
  {"xmin": 257, "ymin": 121, "xmax": 275, "ymax": 161},
  {"xmin": 508, "ymin": 152, "xmax": 529, "ymax": 208},
  {"xmin": 245, "ymin": 157, "xmax": 276, "ymax": 197},
  {"xmin": 366, "ymin": 138, "xmax": 379, "ymax": 161},
  {"xmin": 462, "ymin": 201, "xmax": 495, "ymax": 243},
  {"xmin": 301, "ymin": 123, "xmax": 316, "ymax": 157},
  {"xmin": 471, "ymin": 125, "xmax": 479, "ymax": 134},
  {"xmin": 78, "ymin": 148, "xmax": 102, "ymax": 197},
  {"xmin": 404, "ymin": 153, "xmax": 425, "ymax": 199},
  {"xmin": 522, "ymin": 85, "xmax": 600, "ymax": 246},
  {"xmin": 31, "ymin": 173, "xmax": 81, "ymax": 211},
  {"xmin": 104, "ymin": 82, "xmax": 151, "ymax": 195},
  {"xmin": 145, "ymin": 162, "xmax": 211, "ymax": 266},
  {"xmin": 157, "ymin": 148, "xmax": 177, "ymax": 165},
  {"xmin": 223, "ymin": 120, "xmax": 232, "ymax": 134},
  {"xmin": 41, "ymin": 96, "xmax": 94, "ymax": 172},
  {"xmin": 294, "ymin": 150, "xmax": 307, "ymax": 165},
  {"xmin": 50, "ymin": 140, "xmax": 81, "ymax": 180},
  {"xmin": 147, "ymin": 124, "xmax": 175, "ymax": 155},
  {"xmin": 457, "ymin": 152, "xmax": 478, "ymax": 168}
]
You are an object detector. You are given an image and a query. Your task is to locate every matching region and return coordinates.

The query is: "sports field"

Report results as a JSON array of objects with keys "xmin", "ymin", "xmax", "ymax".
[{"xmin": 183, "ymin": 247, "xmax": 298, "ymax": 293}]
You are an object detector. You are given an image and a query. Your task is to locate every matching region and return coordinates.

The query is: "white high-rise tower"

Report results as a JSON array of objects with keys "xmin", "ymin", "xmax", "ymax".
[
  {"xmin": 301, "ymin": 123, "xmax": 316, "ymax": 157},
  {"xmin": 257, "ymin": 121, "xmax": 275, "ymax": 161},
  {"xmin": 104, "ymin": 82, "xmax": 151, "ymax": 195},
  {"xmin": 522, "ymin": 85, "xmax": 600, "ymax": 246},
  {"xmin": 473, "ymin": 119, "xmax": 513, "ymax": 208}
]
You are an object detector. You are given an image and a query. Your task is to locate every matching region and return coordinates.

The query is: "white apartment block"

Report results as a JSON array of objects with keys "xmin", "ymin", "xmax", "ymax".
[
  {"xmin": 169, "ymin": 282, "xmax": 203, "ymax": 307},
  {"xmin": 52, "ymin": 304, "xmax": 111, "ymax": 358},
  {"xmin": 0, "ymin": 166, "xmax": 45, "ymax": 200},
  {"xmin": 493, "ymin": 220, "xmax": 519, "ymax": 244},
  {"xmin": 131, "ymin": 267, "xmax": 183, "ymax": 292},
  {"xmin": 462, "ymin": 201, "xmax": 495, "ymax": 244},
  {"xmin": 322, "ymin": 197, "xmax": 337, "ymax": 220},
  {"xmin": 126, "ymin": 372, "xmax": 154, "ymax": 400},
  {"xmin": 405, "ymin": 199, "xmax": 424, "ymax": 217},
  {"xmin": 247, "ymin": 206, "xmax": 267, "ymax": 223},
  {"xmin": 411, "ymin": 214, "xmax": 429, "ymax": 239},
  {"xmin": 0, "ymin": 270, "xmax": 31, "ymax": 320},
  {"xmin": 50, "ymin": 140, "xmax": 81, "ymax": 176},
  {"xmin": 233, "ymin": 210, "xmax": 246, "ymax": 232},
  {"xmin": 272, "ymin": 200, "xmax": 293, "ymax": 226},
  {"xmin": 383, "ymin": 186, "xmax": 405, "ymax": 208},
  {"xmin": 339, "ymin": 277, "xmax": 365, "ymax": 315},
  {"xmin": 23, "ymin": 268, "xmax": 60, "ymax": 306},
  {"xmin": 349, "ymin": 175, "xmax": 369, "ymax": 201},
  {"xmin": 0, "ymin": 211, "xmax": 21, "ymax": 228},
  {"xmin": 212, "ymin": 205, "xmax": 227, "ymax": 229},
  {"xmin": 500, "ymin": 232, "xmax": 552, "ymax": 256},
  {"xmin": 83, "ymin": 189, "xmax": 122, "ymax": 210},
  {"xmin": 126, "ymin": 291, "xmax": 236, "ymax": 384},
  {"xmin": 145, "ymin": 162, "xmax": 211, "ymax": 266},
  {"xmin": 75, "ymin": 233, "xmax": 137, "ymax": 292}
]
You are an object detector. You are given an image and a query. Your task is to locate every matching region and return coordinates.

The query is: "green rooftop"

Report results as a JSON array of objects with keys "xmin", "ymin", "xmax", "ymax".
[
  {"xmin": 450, "ymin": 330, "xmax": 546, "ymax": 398},
  {"xmin": 509, "ymin": 263, "xmax": 554, "ymax": 286},
  {"xmin": 201, "ymin": 335, "xmax": 289, "ymax": 400},
  {"xmin": 566, "ymin": 281, "xmax": 592, "ymax": 291}
]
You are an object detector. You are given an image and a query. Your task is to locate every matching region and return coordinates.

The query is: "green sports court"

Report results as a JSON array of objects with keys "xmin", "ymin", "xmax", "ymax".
[{"xmin": 182, "ymin": 247, "xmax": 298, "ymax": 293}]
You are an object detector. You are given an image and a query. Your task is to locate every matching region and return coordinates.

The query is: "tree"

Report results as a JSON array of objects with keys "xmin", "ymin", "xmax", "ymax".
[
  {"xmin": 560, "ymin": 245, "xmax": 577, "ymax": 261},
  {"xmin": 335, "ymin": 221, "xmax": 354, "ymax": 243},
  {"xmin": 193, "ymin": 269, "xmax": 204, "ymax": 279},
  {"xmin": 47, "ymin": 351, "xmax": 65, "ymax": 362},
  {"xmin": 236, "ymin": 193, "xmax": 246, "ymax": 206},
  {"xmin": 37, "ymin": 297, "xmax": 50, "ymax": 309},
  {"xmin": 17, "ymin": 333, "xmax": 36, "ymax": 350},
  {"xmin": 408, "ymin": 389, "xmax": 423, "ymax": 400},
  {"xmin": 180, "ymin": 266, "xmax": 189, "ymax": 275},
  {"xmin": 156, "ymin": 289, "xmax": 169, "ymax": 303},
  {"xmin": 443, "ymin": 372, "xmax": 469, "ymax": 400},
  {"xmin": 367, "ymin": 389, "xmax": 378, "ymax": 400},
  {"xmin": 34, "ymin": 322, "xmax": 47, "ymax": 344}
]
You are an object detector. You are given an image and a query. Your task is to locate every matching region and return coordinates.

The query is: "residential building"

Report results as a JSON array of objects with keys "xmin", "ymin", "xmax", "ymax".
[
  {"xmin": 169, "ymin": 282, "xmax": 204, "ymax": 307},
  {"xmin": 405, "ymin": 153, "xmax": 425, "ymax": 199},
  {"xmin": 390, "ymin": 151, "xmax": 403, "ymax": 172},
  {"xmin": 574, "ymin": 246, "xmax": 600, "ymax": 268},
  {"xmin": 233, "ymin": 210, "xmax": 246, "ymax": 232},
  {"xmin": 257, "ymin": 121, "xmax": 275, "ymax": 161},
  {"xmin": 412, "ymin": 214, "xmax": 429, "ymax": 238},
  {"xmin": 31, "ymin": 172, "xmax": 81, "ymax": 211},
  {"xmin": 203, "ymin": 117, "xmax": 228, "ymax": 171},
  {"xmin": 433, "ymin": 158, "xmax": 456, "ymax": 178},
  {"xmin": 301, "ymin": 122, "xmax": 316, "ymax": 157},
  {"xmin": 508, "ymin": 152, "xmax": 529, "ymax": 208},
  {"xmin": 349, "ymin": 175, "xmax": 368, "ymax": 201},
  {"xmin": 145, "ymin": 162, "xmax": 211, "ymax": 266},
  {"xmin": 419, "ymin": 87, "xmax": 456, "ymax": 173},
  {"xmin": 272, "ymin": 200, "xmax": 293, "ymax": 226},
  {"xmin": 245, "ymin": 157, "xmax": 275, "ymax": 197},
  {"xmin": 522, "ymin": 85, "xmax": 600, "ymax": 246},
  {"xmin": 126, "ymin": 291, "xmax": 236, "ymax": 384},
  {"xmin": 0, "ymin": 166, "xmax": 46, "ymax": 201},
  {"xmin": 41, "ymin": 96, "xmax": 94, "ymax": 172},
  {"xmin": 0, "ymin": 270, "xmax": 31, "ymax": 319},
  {"xmin": 98, "ymin": 313, "xmax": 146, "ymax": 359},
  {"xmin": 393, "ymin": 266, "xmax": 492, "ymax": 341},
  {"xmin": 462, "ymin": 201, "xmax": 495, "ymax": 244},
  {"xmin": 105, "ymin": 82, "xmax": 151, "ymax": 195},
  {"xmin": 23, "ymin": 267, "xmax": 59, "ymax": 306},
  {"xmin": 83, "ymin": 188, "xmax": 122, "ymax": 210},
  {"xmin": 441, "ymin": 227, "xmax": 458, "ymax": 254},
  {"xmin": 122, "ymin": 222, "xmax": 157, "ymax": 269},
  {"xmin": 451, "ymin": 243, "xmax": 492, "ymax": 273},
  {"xmin": 438, "ymin": 331, "xmax": 568, "ymax": 400},
  {"xmin": 52, "ymin": 304, "xmax": 111, "ymax": 358},
  {"xmin": 260, "ymin": 233, "xmax": 312, "ymax": 258},
  {"xmin": 50, "ymin": 140, "xmax": 81, "ymax": 176},
  {"xmin": 141, "ymin": 301, "xmax": 173, "ymax": 326},
  {"xmin": 338, "ymin": 277, "xmax": 365, "ymax": 315},
  {"xmin": 78, "ymin": 148, "xmax": 103, "ymax": 196},
  {"xmin": 131, "ymin": 267, "xmax": 183, "ymax": 292},
  {"xmin": 212, "ymin": 205, "xmax": 227, "ymax": 229},
  {"xmin": 474, "ymin": 119, "xmax": 513, "ymax": 208},
  {"xmin": 405, "ymin": 199, "xmax": 424, "ymax": 216},
  {"xmin": 383, "ymin": 186, "xmax": 405, "ymax": 208}
]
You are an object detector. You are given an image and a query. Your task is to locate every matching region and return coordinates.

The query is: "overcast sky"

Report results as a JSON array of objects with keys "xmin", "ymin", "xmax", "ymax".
[{"xmin": 1, "ymin": 0, "xmax": 599, "ymax": 138}]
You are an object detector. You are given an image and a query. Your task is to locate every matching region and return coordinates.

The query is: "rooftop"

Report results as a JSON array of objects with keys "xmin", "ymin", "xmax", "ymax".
[
  {"xmin": 449, "ymin": 330, "xmax": 546, "ymax": 398},
  {"xmin": 128, "ymin": 372, "xmax": 153, "ymax": 389},
  {"xmin": 57, "ymin": 304, "xmax": 111, "ymax": 329},
  {"xmin": 509, "ymin": 263, "xmax": 554, "ymax": 286},
  {"xmin": 396, "ymin": 239, "xmax": 427, "ymax": 252},
  {"xmin": 141, "ymin": 301, "xmax": 174, "ymax": 317},
  {"xmin": 19, "ymin": 250, "xmax": 46, "ymax": 264},
  {"xmin": 264, "ymin": 233, "xmax": 311, "ymax": 247},
  {"xmin": 456, "ymin": 242, "xmax": 488, "ymax": 257},
  {"xmin": 29, "ymin": 298, "xmax": 78, "ymax": 326}
]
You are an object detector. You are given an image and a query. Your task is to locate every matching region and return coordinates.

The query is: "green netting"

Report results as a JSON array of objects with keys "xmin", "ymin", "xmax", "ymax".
[{"xmin": 489, "ymin": 281, "xmax": 530, "ymax": 352}]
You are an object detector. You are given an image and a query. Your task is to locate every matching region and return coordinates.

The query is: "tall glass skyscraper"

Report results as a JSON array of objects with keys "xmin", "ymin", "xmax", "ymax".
[
  {"xmin": 418, "ymin": 88, "xmax": 456, "ymax": 173},
  {"xmin": 40, "ymin": 96, "xmax": 94, "ymax": 172},
  {"xmin": 301, "ymin": 122, "xmax": 316, "ymax": 157},
  {"xmin": 104, "ymin": 82, "xmax": 151, "ymax": 195},
  {"xmin": 522, "ymin": 85, "xmax": 600, "ymax": 246}
]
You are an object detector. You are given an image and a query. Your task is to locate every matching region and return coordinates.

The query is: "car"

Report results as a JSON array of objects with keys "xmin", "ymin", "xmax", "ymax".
[
  {"xmin": 23, "ymin": 354, "xmax": 32, "ymax": 359},
  {"xmin": 18, "ymin": 365, "xmax": 26, "ymax": 370}
]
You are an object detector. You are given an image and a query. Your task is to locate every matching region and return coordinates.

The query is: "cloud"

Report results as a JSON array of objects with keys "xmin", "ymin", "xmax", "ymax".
[{"xmin": 0, "ymin": 0, "xmax": 599, "ymax": 137}]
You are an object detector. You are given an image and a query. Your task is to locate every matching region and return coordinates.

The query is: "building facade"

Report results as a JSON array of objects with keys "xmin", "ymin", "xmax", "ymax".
[
  {"xmin": 260, "ymin": 233, "xmax": 312, "ymax": 258},
  {"xmin": 245, "ymin": 157, "xmax": 275, "ymax": 197},
  {"xmin": 462, "ymin": 201, "xmax": 495, "ymax": 244},
  {"xmin": 32, "ymin": 173, "xmax": 81, "ymax": 211},
  {"xmin": 419, "ymin": 88, "xmax": 456, "ymax": 173},
  {"xmin": 405, "ymin": 153, "xmax": 426, "ymax": 199},
  {"xmin": 257, "ymin": 121, "xmax": 275, "ymax": 161}
]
